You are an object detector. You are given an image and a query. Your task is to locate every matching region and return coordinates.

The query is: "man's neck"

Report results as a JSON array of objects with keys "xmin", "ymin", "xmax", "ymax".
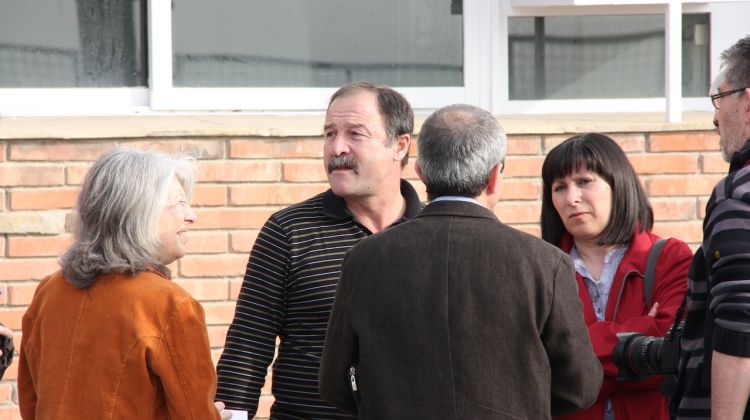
[{"xmin": 344, "ymin": 184, "xmax": 406, "ymax": 234}]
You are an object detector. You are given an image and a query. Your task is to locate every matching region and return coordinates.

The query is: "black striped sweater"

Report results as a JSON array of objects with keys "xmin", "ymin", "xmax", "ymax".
[{"xmin": 216, "ymin": 181, "xmax": 422, "ymax": 419}]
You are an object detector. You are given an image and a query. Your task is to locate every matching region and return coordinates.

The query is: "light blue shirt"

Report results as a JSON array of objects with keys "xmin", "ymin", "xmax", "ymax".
[
  {"xmin": 570, "ymin": 243, "xmax": 628, "ymax": 420},
  {"xmin": 431, "ymin": 195, "xmax": 482, "ymax": 206}
]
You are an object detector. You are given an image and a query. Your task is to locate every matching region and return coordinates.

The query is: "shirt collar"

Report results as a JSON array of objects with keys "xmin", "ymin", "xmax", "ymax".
[
  {"xmin": 322, "ymin": 179, "xmax": 423, "ymax": 222},
  {"xmin": 431, "ymin": 195, "xmax": 483, "ymax": 206}
]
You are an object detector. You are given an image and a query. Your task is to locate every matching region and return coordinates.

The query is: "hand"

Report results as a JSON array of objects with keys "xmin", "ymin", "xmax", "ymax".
[
  {"xmin": 647, "ymin": 302, "xmax": 659, "ymax": 317},
  {"xmin": 214, "ymin": 401, "xmax": 233, "ymax": 420}
]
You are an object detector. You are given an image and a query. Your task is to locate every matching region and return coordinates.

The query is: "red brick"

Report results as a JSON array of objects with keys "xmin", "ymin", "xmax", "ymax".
[
  {"xmin": 507, "ymin": 135, "xmax": 542, "ymax": 155},
  {"xmin": 0, "ymin": 285, "xmax": 6, "ymax": 305},
  {"xmin": 198, "ymin": 161, "xmax": 280, "ymax": 182},
  {"xmin": 0, "ymin": 190, "xmax": 5, "ymax": 211},
  {"xmin": 651, "ymin": 198, "xmax": 698, "ymax": 221},
  {"xmin": 257, "ymin": 395, "xmax": 275, "ymax": 419},
  {"xmin": 179, "ymin": 254, "xmax": 248, "ymax": 277},
  {"xmin": 230, "ymin": 138, "xmax": 323, "ymax": 159},
  {"xmin": 183, "ymin": 231, "xmax": 228, "ymax": 254},
  {"xmin": 649, "ymin": 131, "xmax": 720, "ymax": 152},
  {"xmin": 10, "ymin": 141, "xmax": 111, "ymax": 161},
  {"xmin": 282, "ymin": 161, "xmax": 327, "ymax": 182},
  {"xmin": 229, "ymin": 278, "xmax": 245, "ymax": 300},
  {"xmin": 698, "ymin": 197, "xmax": 710, "ymax": 219},
  {"xmin": 194, "ymin": 209, "xmax": 274, "ymax": 230},
  {"xmin": 207, "ymin": 325, "xmax": 229, "ymax": 349},
  {"xmin": 0, "ymin": 308, "xmax": 27, "ymax": 329},
  {"xmin": 651, "ymin": 221, "xmax": 703, "ymax": 245},
  {"xmin": 0, "ymin": 383, "xmax": 13, "ymax": 404},
  {"xmin": 7, "ymin": 282, "xmax": 40, "ymax": 305},
  {"xmin": 193, "ymin": 185, "xmax": 227, "ymax": 207},
  {"xmin": 701, "ymin": 154, "xmax": 729, "ymax": 174},
  {"xmin": 230, "ymin": 184, "xmax": 328, "ymax": 206},
  {"xmin": 503, "ymin": 157, "xmax": 544, "ymax": 178},
  {"xmin": 494, "ymin": 202, "xmax": 541, "ymax": 224},
  {"xmin": 201, "ymin": 301, "xmax": 238, "ymax": 325},
  {"xmin": 174, "ymin": 278, "xmax": 230, "ymax": 301},
  {"xmin": 628, "ymin": 154, "xmax": 698, "ymax": 175},
  {"xmin": 646, "ymin": 174, "xmax": 723, "ymax": 197},
  {"xmin": 498, "ymin": 180, "xmax": 541, "ymax": 200},
  {"xmin": 0, "ymin": 404, "xmax": 22, "ymax": 420},
  {"xmin": 10, "ymin": 187, "xmax": 79, "ymax": 210},
  {"xmin": 0, "ymin": 259, "xmax": 59, "ymax": 281},
  {"xmin": 230, "ymin": 231, "xmax": 260, "ymax": 253},
  {"xmin": 0, "ymin": 166, "xmax": 64, "ymax": 187},
  {"xmin": 8, "ymin": 234, "xmax": 73, "ymax": 257},
  {"xmin": 544, "ymin": 133, "xmax": 645, "ymax": 153},
  {"xmin": 512, "ymin": 224, "xmax": 542, "ymax": 237},
  {"xmin": 0, "ymin": 142, "xmax": 5, "ymax": 162},
  {"xmin": 611, "ymin": 134, "xmax": 647, "ymax": 153},
  {"xmin": 0, "ymin": 237, "xmax": 5, "ymax": 256},
  {"xmin": 124, "ymin": 139, "xmax": 224, "ymax": 159},
  {"xmin": 66, "ymin": 164, "xmax": 91, "ymax": 185}
]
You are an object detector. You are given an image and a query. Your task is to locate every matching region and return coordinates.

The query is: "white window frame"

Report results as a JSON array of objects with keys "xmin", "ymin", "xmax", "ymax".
[{"xmin": 0, "ymin": 0, "xmax": 748, "ymax": 117}]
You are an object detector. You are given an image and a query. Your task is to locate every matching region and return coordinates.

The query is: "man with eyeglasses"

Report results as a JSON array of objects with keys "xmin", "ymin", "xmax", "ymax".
[{"xmin": 671, "ymin": 34, "xmax": 750, "ymax": 419}]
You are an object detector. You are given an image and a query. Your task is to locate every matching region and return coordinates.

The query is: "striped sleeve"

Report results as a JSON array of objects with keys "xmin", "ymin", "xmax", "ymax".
[
  {"xmin": 705, "ymin": 168, "xmax": 750, "ymax": 357},
  {"xmin": 215, "ymin": 217, "xmax": 291, "ymax": 414}
]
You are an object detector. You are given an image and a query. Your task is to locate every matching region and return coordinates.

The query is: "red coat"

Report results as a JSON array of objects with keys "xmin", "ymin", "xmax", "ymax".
[{"xmin": 556, "ymin": 230, "xmax": 692, "ymax": 420}]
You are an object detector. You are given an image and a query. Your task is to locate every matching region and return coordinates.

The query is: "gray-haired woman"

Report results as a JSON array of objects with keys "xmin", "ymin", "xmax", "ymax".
[{"xmin": 18, "ymin": 148, "xmax": 231, "ymax": 420}]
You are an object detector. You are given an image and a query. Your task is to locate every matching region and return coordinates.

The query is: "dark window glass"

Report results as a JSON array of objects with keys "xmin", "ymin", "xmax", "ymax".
[
  {"xmin": 0, "ymin": 0, "xmax": 147, "ymax": 88},
  {"xmin": 508, "ymin": 14, "xmax": 709, "ymax": 99},
  {"xmin": 172, "ymin": 0, "xmax": 463, "ymax": 88}
]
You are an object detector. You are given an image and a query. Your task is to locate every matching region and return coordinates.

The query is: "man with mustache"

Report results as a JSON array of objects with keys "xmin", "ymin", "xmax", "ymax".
[
  {"xmin": 216, "ymin": 82, "xmax": 422, "ymax": 419},
  {"xmin": 319, "ymin": 104, "xmax": 601, "ymax": 419}
]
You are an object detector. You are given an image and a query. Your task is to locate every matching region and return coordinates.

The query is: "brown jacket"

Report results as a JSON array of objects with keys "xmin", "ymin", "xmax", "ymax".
[
  {"xmin": 320, "ymin": 200, "xmax": 602, "ymax": 419},
  {"xmin": 18, "ymin": 270, "xmax": 220, "ymax": 420}
]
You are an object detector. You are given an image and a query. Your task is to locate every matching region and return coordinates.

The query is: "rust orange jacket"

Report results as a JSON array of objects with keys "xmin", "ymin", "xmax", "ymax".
[{"xmin": 18, "ymin": 270, "xmax": 221, "ymax": 420}]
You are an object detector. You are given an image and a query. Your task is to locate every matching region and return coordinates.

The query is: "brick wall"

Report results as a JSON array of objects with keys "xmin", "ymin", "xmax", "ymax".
[{"xmin": 0, "ymin": 127, "xmax": 724, "ymax": 418}]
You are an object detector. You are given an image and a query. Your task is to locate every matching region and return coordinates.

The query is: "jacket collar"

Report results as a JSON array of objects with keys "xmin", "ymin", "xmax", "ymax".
[
  {"xmin": 729, "ymin": 138, "xmax": 750, "ymax": 173},
  {"xmin": 321, "ymin": 179, "xmax": 423, "ymax": 222},
  {"xmin": 417, "ymin": 199, "xmax": 499, "ymax": 222},
  {"xmin": 558, "ymin": 230, "xmax": 657, "ymax": 277}
]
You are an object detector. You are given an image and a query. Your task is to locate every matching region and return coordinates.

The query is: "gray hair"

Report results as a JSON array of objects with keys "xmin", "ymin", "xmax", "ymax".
[
  {"xmin": 721, "ymin": 35, "xmax": 750, "ymax": 89},
  {"xmin": 60, "ymin": 148, "xmax": 196, "ymax": 288},
  {"xmin": 417, "ymin": 104, "xmax": 507, "ymax": 200}
]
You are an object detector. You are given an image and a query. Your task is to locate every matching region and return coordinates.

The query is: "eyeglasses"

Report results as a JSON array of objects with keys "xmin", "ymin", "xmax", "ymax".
[{"xmin": 711, "ymin": 87, "xmax": 748, "ymax": 109}]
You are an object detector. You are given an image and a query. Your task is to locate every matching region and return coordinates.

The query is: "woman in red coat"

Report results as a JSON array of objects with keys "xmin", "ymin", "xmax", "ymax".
[{"xmin": 541, "ymin": 133, "xmax": 692, "ymax": 420}]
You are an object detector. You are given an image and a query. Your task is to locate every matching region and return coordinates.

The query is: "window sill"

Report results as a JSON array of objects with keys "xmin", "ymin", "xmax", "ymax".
[{"xmin": 0, "ymin": 112, "xmax": 715, "ymax": 140}]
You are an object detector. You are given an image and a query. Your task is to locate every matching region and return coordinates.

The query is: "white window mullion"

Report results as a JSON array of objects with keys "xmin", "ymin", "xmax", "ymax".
[
  {"xmin": 665, "ymin": 0, "xmax": 683, "ymax": 122},
  {"xmin": 148, "ymin": 0, "xmax": 174, "ymax": 110}
]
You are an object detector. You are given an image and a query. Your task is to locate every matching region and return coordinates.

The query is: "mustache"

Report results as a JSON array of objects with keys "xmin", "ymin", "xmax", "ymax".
[{"xmin": 327, "ymin": 155, "xmax": 359, "ymax": 174}]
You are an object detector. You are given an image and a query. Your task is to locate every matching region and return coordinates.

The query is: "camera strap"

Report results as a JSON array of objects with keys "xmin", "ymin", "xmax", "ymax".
[{"xmin": 645, "ymin": 239, "xmax": 668, "ymax": 308}]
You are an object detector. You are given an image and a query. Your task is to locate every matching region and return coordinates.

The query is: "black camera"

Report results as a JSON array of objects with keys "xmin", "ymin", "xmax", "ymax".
[
  {"xmin": 613, "ymin": 321, "xmax": 682, "ymax": 379},
  {"xmin": 612, "ymin": 320, "xmax": 683, "ymax": 395}
]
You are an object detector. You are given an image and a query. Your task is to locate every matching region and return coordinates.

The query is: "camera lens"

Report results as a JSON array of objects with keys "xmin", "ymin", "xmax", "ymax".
[{"xmin": 613, "ymin": 332, "xmax": 665, "ymax": 381}]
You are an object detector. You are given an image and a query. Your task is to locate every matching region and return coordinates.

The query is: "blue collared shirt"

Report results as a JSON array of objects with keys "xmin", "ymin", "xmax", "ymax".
[{"xmin": 570, "ymin": 243, "xmax": 628, "ymax": 420}]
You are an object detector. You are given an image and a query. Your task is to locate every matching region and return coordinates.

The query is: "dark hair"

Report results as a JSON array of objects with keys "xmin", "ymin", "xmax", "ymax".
[
  {"xmin": 328, "ymin": 81, "xmax": 414, "ymax": 167},
  {"xmin": 540, "ymin": 133, "xmax": 653, "ymax": 246},
  {"xmin": 721, "ymin": 34, "xmax": 750, "ymax": 89}
]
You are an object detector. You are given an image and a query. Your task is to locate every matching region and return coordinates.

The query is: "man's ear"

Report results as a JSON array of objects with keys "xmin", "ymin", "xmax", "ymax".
[
  {"xmin": 415, "ymin": 160, "xmax": 426, "ymax": 184},
  {"xmin": 393, "ymin": 134, "xmax": 410, "ymax": 162},
  {"xmin": 744, "ymin": 88, "xmax": 750, "ymax": 124},
  {"xmin": 485, "ymin": 163, "xmax": 503, "ymax": 196}
]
